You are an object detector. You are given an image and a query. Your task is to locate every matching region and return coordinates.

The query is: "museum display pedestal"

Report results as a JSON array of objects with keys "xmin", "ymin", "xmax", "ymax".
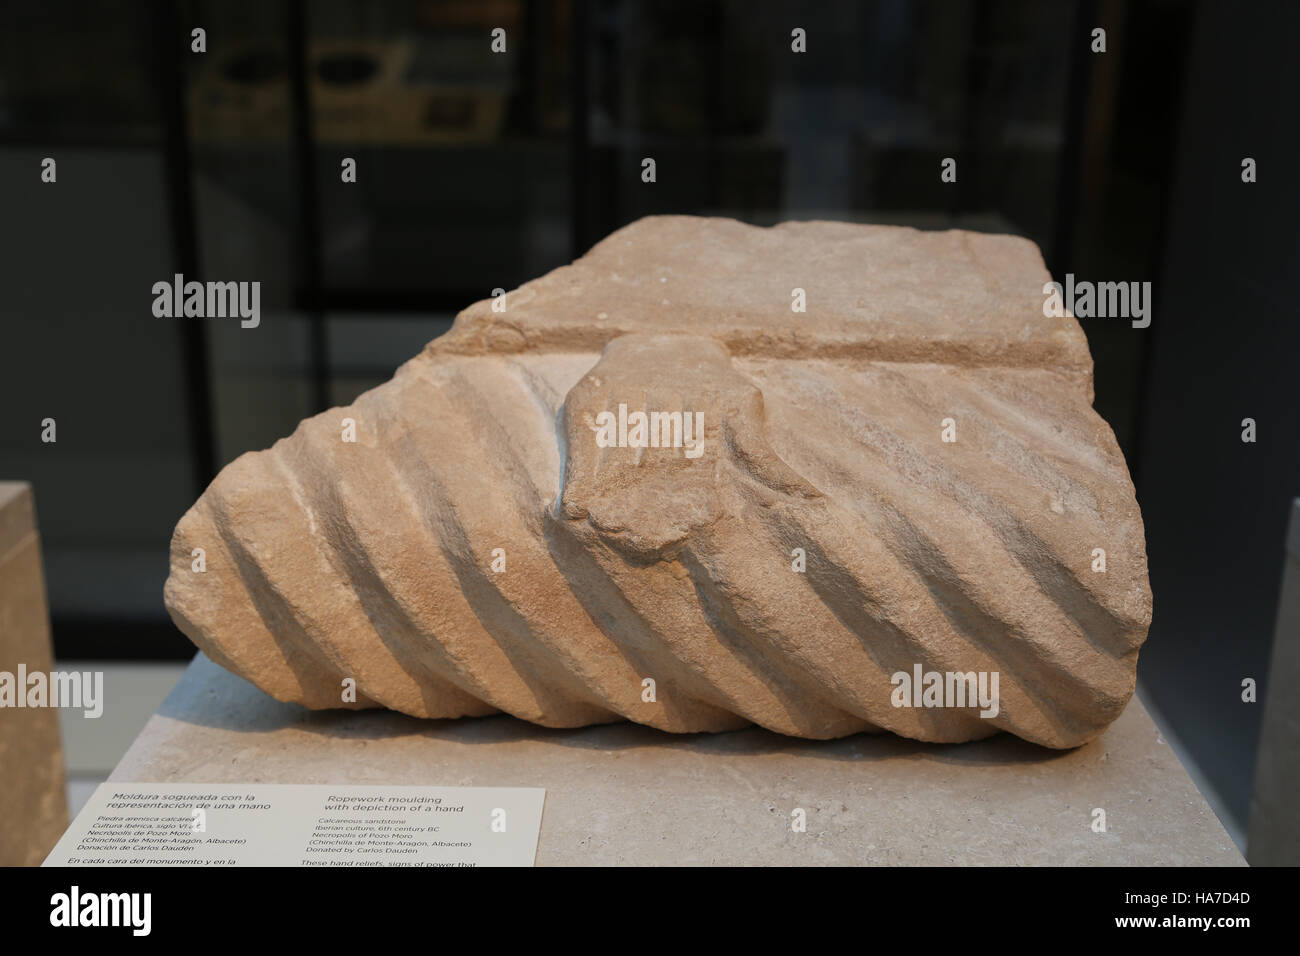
[
  {"xmin": 0, "ymin": 482, "xmax": 69, "ymax": 866},
  {"xmin": 106, "ymin": 653, "xmax": 1244, "ymax": 866}
]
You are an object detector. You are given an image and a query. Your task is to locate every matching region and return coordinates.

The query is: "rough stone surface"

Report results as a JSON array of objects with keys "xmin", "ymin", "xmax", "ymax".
[
  {"xmin": 109, "ymin": 654, "xmax": 1240, "ymax": 866},
  {"xmin": 0, "ymin": 482, "xmax": 70, "ymax": 866},
  {"xmin": 164, "ymin": 216, "xmax": 1152, "ymax": 749}
]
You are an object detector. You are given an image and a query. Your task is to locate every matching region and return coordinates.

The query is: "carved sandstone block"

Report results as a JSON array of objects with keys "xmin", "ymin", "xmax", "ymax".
[{"xmin": 164, "ymin": 216, "xmax": 1151, "ymax": 748}]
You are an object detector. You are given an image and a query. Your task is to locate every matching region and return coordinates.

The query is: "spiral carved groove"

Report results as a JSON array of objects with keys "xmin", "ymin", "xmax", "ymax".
[{"xmin": 164, "ymin": 217, "xmax": 1151, "ymax": 748}]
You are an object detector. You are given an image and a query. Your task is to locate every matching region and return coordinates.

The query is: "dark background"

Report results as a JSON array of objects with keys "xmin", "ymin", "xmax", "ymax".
[{"xmin": 1, "ymin": 0, "xmax": 1296, "ymax": 849}]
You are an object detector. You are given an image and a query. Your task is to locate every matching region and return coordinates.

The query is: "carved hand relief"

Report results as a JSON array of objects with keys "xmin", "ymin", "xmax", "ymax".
[{"xmin": 163, "ymin": 216, "xmax": 1151, "ymax": 748}]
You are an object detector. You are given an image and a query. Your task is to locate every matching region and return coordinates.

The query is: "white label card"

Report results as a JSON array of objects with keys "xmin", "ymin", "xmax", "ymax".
[{"xmin": 44, "ymin": 783, "xmax": 545, "ymax": 867}]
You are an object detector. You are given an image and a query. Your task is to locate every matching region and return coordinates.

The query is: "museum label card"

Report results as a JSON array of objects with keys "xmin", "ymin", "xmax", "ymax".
[{"xmin": 44, "ymin": 783, "xmax": 545, "ymax": 867}]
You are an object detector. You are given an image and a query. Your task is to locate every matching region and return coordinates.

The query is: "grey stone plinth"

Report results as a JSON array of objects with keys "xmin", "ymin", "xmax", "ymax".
[{"xmin": 109, "ymin": 653, "xmax": 1244, "ymax": 866}]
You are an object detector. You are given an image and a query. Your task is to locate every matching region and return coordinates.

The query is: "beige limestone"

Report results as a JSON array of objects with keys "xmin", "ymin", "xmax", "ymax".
[
  {"xmin": 0, "ymin": 482, "xmax": 70, "ymax": 865},
  {"xmin": 164, "ymin": 216, "xmax": 1152, "ymax": 749}
]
